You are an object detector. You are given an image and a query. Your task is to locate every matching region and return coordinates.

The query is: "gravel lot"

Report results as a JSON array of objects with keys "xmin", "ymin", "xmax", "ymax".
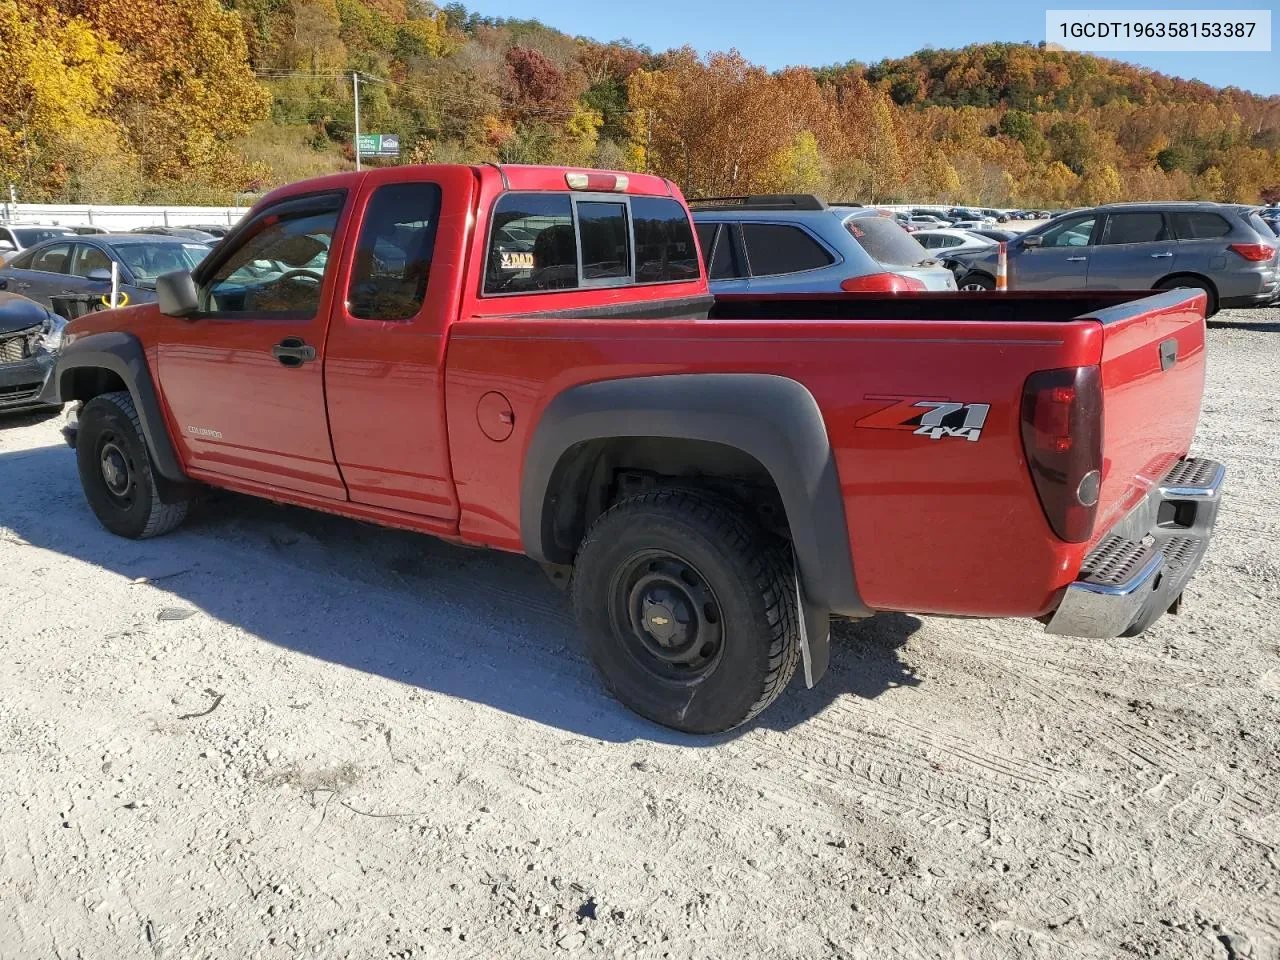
[{"xmin": 1, "ymin": 307, "xmax": 1278, "ymax": 960}]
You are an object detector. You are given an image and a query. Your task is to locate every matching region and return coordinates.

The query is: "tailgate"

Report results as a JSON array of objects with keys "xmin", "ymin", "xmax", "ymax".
[{"xmin": 1088, "ymin": 289, "xmax": 1207, "ymax": 541}]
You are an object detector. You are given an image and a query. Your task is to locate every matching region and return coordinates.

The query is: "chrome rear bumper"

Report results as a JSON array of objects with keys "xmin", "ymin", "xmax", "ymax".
[{"xmin": 1045, "ymin": 457, "xmax": 1224, "ymax": 639}]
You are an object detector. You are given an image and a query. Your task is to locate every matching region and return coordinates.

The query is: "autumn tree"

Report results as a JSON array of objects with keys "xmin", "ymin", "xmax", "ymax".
[
  {"xmin": 46, "ymin": 0, "xmax": 270, "ymax": 199},
  {"xmin": 0, "ymin": 0, "xmax": 131, "ymax": 200}
]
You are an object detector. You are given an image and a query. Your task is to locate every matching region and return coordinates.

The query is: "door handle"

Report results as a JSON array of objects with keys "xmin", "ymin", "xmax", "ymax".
[
  {"xmin": 271, "ymin": 337, "xmax": 316, "ymax": 367},
  {"xmin": 1150, "ymin": 252, "xmax": 1173, "ymax": 258},
  {"xmin": 1066, "ymin": 256, "xmax": 1087, "ymax": 262}
]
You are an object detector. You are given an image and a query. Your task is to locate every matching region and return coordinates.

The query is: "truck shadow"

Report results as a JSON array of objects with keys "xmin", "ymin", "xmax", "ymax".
[
  {"xmin": 0, "ymin": 443, "xmax": 921, "ymax": 746},
  {"xmin": 1206, "ymin": 319, "xmax": 1280, "ymax": 333}
]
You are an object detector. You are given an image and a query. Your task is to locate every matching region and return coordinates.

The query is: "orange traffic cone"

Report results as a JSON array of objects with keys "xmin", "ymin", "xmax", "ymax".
[{"xmin": 996, "ymin": 241, "xmax": 1008, "ymax": 291}]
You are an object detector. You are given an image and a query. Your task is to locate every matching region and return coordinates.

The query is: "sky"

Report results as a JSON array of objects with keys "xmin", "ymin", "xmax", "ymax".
[{"xmin": 472, "ymin": 0, "xmax": 1280, "ymax": 96}]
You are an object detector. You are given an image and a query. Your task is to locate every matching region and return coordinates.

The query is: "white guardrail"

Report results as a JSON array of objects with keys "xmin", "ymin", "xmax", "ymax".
[{"xmin": 0, "ymin": 203, "xmax": 252, "ymax": 231}]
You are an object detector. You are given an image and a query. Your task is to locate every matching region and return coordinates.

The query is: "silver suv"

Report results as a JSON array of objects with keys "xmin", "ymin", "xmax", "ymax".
[
  {"xmin": 950, "ymin": 201, "xmax": 1278, "ymax": 312},
  {"xmin": 691, "ymin": 196, "xmax": 956, "ymax": 293}
]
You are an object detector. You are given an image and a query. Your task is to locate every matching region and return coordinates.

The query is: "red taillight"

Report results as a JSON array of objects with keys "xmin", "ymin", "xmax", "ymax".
[
  {"xmin": 1020, "ymin": 366, "xmax": 1104, "ymax": 543},
  {"xmin": 840, "ymin": 273, "xmax": 927, "ymax": 293},
  {"xmin": 1228, "ymin": 242, "xmax": 1276, "ymax": 262}
]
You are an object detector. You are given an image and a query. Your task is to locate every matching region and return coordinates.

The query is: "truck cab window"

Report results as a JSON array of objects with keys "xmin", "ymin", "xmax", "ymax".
[
  {"xmin": 203, "ymin": 193, "xmax": 344, "ymax": 317},
  {"xmin": 577, "ymin": 201, "xmax": 630, "ymax": 282},
  {"xmin": 347, "ymin": 182, "xmax": 442, "ymax": 321},
  {"xmin": 485, "ymin": 194, "xmax": 577, "ymax": 294}
]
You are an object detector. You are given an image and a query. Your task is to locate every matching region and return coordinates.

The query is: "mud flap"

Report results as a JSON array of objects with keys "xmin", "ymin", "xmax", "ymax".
[
  {"xmin": 61, "ymin": 401, "xmax": 82, "ymax": 449},
  {"xmin": 794, "ymin": 550, "xmax": 831, "ymax": 688}
]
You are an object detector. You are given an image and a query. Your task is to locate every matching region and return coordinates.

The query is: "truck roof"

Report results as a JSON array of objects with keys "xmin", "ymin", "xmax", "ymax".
[{"xmin": 253, "ymin": 164, "xmax": 680, "ymax": 210}]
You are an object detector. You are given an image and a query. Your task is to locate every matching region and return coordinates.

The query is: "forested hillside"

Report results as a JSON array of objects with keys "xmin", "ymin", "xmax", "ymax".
[{"xmin": 3, "ymin": 0, "xmax": 1279, "ymax": 205}]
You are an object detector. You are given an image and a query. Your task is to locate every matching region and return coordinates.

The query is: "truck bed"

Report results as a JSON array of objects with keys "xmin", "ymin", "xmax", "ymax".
[{"xmin": 708, "ymin": 289, "xmax": 1180, "ymax": 323}]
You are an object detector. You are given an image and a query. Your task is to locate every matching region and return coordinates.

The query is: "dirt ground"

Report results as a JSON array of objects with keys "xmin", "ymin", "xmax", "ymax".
[{"xmin": 1, "ymin": 307, "xmax": 1277, "ymax": 960}]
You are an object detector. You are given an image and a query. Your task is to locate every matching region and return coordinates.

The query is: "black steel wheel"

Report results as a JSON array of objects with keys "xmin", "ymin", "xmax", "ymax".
[
  {"xmin": 609, "ymin": 550, "xmax": 725, "ymax": 682},
  {"xmin": 572, "ymin": 488, "xmax": 800, "ymax": 734},
  {"xmin": 76, "ymin": 391, "xmax": 189, "ymax": 539}
]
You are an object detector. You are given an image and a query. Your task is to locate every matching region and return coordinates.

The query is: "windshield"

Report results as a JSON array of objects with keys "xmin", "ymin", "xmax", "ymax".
[
  {"xmin": 845, "ymin": 214, "xmax": 931, "ymax": 267},
  {"xmin": 115, "ymin": 242, "xmax": 211, "ymax": 285},
  {"xmin": 14, "ymin": 227, "xmax": 74, "ymax": 246}
]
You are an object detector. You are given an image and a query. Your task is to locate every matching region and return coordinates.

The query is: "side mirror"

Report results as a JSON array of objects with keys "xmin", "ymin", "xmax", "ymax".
[
  {"xmin": 1021, "ymin": 234, "xmax": 1043, "ymax": 248},
  {"xmin": 156, "ymin": 270, "xmax": 199, "ymax": 317},
  {"xmin": 86, "ymin": 267, "xmax": 113, "ymax": 283}
]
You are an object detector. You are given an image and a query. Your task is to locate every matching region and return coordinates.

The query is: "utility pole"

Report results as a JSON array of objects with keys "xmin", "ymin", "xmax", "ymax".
[{"xmin": 353, "ymin": 71, "xmax": 362, "ymax": 172}]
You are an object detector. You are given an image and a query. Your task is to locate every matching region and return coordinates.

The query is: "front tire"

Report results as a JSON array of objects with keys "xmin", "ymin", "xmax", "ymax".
[
  {"xmin": 76, "ymin": 391, "xmax": 189, "ymax": 539},
  {"xmin": 571, "ymin": 489, "xmax": 800, "ymax": 734}
]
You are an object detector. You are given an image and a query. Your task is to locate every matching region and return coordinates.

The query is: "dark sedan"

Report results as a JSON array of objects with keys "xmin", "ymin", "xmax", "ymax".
[
  {"xmin": 130, "ymin": 225, "xmax": 220, "ymax": 242},
  {"xmin": 0, "ymin": 290, "xmax": 64, "ymax": 414},
  {"xmin": 0, "ymin": 234, "xmax": 211, "ymax": 312}
]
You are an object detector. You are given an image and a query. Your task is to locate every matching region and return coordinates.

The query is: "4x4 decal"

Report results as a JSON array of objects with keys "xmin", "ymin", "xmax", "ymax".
[{"xmin": 856, "ymin": 397, "xmax": 991, "ymax": 442}]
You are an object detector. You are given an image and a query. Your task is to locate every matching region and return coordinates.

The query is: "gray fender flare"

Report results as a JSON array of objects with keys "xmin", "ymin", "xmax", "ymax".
[
  {"xmin": 521, "ymin": 374, "xmax": 870, "ymax": 686},
  {"xmin": 49, "ymin": 330, "xmax": 187, "ymax": 484}
]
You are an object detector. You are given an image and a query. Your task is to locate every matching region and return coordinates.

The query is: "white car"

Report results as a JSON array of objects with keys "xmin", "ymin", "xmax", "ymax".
[
  {"xmin": 950, "ymin": 219, "xmax": 995, "ymax": 229},
  {"xmin": 0, "ymin": 223, "xmax": 77, "ymax": 265},
  {"xmin": 908, "ymin": 215, "xmax": 950, "ymax": 228},
  {"xmin": 911, "ymin": 228, "xmax": 997, "ymax": 255}
]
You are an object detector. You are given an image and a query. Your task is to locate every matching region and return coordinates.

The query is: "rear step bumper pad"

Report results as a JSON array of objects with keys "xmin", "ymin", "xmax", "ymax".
[{"xmin": 1045, "ymin": 457, "xmax": 1225, "ymax": 639}]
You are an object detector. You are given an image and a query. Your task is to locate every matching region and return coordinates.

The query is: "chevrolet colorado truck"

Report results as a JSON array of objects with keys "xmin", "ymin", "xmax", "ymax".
[{"xmin": 43, "ymin": 164, "xmax": 1225, "ymax": 733}]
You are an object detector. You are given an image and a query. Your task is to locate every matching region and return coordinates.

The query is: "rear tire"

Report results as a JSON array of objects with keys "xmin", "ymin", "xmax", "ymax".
[
  {"xmin": 571, "ymin": 488, "xmax": 800, "ymax": 734},
  {"xmin": 76, "ymin": 391, "xmax": 189, "ymax": 539},
  {"xmin": 1156, "ymin": 276, "xmax": 1218, "ymax": 317},
  {"xmin": 959, "ymin": 272, "xmax": 995, "ymax": 291}
]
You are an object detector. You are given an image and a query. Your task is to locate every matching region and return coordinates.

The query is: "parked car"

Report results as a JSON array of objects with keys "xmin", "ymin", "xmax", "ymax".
[
  {"xmin": 70, "ymin": 225, "xmax": 110, "ymax": 235},
  {"xmin": 1258, "ymin": 207, "xmax": 1280, "ymax": 237},
  {"xmin": 907, "ymin": 214, "xmax": 951, "ymax": 229},
  {"xmin": 691, "ymin": 195, "xmax": 956, "ymax": 292},
  {"xmin": 0, "ymin": 289, "xmax": 65, "ymax": 415},
  {"xmin": 969, "ymin": 228, "xmax": 1020, "ymax": 244},
  {"xmin": 186, "ymin": 223, "xmax": 234, "ymax": 238},
  {"xmin": 950, "ymin": 219, "xmax": 995, "ymax": 230},
  {"xmin": 947, "ymin": 201, "xmax": 1278, "ymax": 311},
  {"xmin": 0, "ymin": 223, "xmax": 77, "ymax": 265},
  {"xmin": 0, "ymin": 235, "xmax": 212, "ymax": 311},
  {"xmin": 885, "ymin": 211, "xmax": 921, "ymax": 232},
  {"xmin": 910, "ymin": 208, "xmax": 953, "ymax": 223},
  {"xmin": 129, "ymin": 225, "xmax": 220, "ymax": 243},
  {"xmin": 43, "ymin": 163, "xmax": 1222, "ymax": 735},
  {"xmin": 912, "ymin": 228, "xmax": 996, "ymax": 255}
]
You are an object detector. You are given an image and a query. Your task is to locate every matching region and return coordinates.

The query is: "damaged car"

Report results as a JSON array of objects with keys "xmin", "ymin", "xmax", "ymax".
[{"xmin": 0, "ymin": 290, "xmax": 65, "ymax": 415}]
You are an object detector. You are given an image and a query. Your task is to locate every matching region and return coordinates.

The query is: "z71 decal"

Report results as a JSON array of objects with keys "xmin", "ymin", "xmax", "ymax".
[{"xmin": 856, "ymin": 397, "xmax": 991, "ymax": 442}]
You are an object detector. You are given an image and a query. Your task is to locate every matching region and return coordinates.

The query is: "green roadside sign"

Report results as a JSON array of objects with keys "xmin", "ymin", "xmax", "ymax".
[{"xmin": 357, "ymin": 134, "xmax": 401, "ymax": 157}]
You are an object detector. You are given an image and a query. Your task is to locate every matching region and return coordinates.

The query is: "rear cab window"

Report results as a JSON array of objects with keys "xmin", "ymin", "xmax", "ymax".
[
  {"xmin": 844, "ymin": 215, "xmax": 930, "ymax": 267},
  {"xmin": 482, "ymin": 193, "xmax": 699, "ymax": 296}
]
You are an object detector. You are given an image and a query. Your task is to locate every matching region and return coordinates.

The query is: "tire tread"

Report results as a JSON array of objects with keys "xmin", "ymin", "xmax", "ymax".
[
  {"xmin": 573, "ymin": 487, "xmax": 800, "ymax": 731},
  {"xmin": 83, "ymin": 391, "xmax": 189, "ymax": 539}
]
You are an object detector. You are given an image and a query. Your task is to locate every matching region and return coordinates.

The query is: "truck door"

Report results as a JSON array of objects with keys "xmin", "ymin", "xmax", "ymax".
[
  {"xmin": 155, "ymin": 190, "xmax": 349, "ymax": 498},
  {"xmin": 322, "ymin": 165, "xmax": 476, "ymax": 518}
]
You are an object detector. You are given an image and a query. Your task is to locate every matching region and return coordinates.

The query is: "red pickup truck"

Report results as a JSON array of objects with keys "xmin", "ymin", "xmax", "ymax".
[{"xmin": 45, "ymin": 164, "xmax": 1224, "ymax": 733}]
